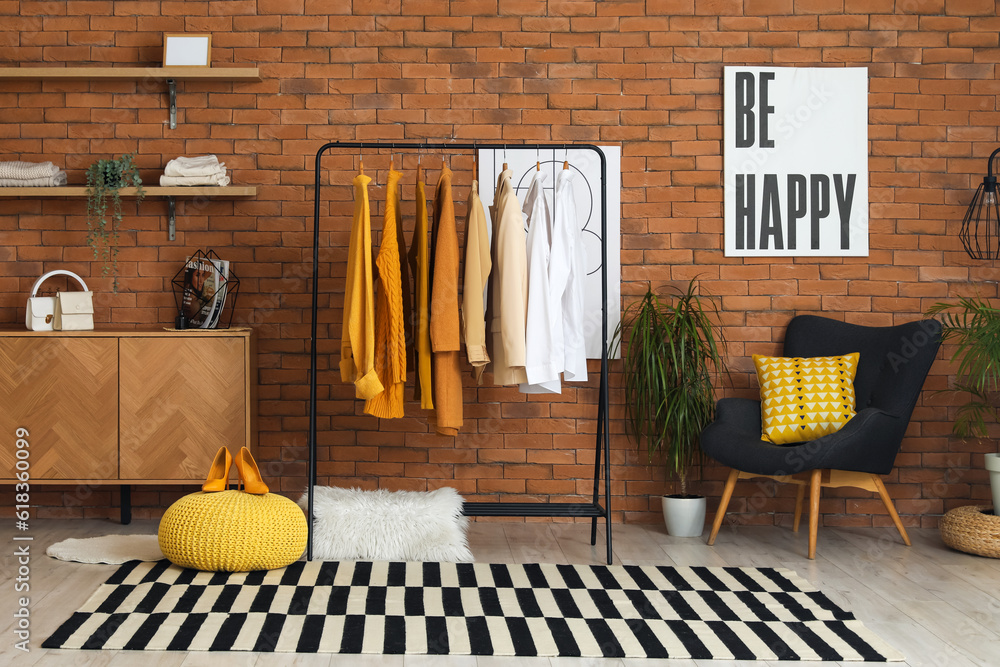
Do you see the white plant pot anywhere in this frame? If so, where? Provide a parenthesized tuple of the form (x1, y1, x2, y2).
(985, 453, 1000, 513)
(661, 495, 707, 537)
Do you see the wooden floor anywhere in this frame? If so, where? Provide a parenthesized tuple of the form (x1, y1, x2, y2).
(2, 517, 998, 666)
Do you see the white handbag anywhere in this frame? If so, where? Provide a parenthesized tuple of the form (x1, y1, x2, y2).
(26, 270, 94, 331)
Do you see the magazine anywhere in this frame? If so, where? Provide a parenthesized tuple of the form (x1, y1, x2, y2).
(180, 255, 228, 328)
(204, 257, 230, 328)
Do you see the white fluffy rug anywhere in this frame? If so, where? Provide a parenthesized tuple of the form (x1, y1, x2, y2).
(46, 535, 163, 564)
(300, 486, 472, 562)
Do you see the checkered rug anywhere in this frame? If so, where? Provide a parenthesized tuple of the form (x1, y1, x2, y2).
(43, 559, 903, 660)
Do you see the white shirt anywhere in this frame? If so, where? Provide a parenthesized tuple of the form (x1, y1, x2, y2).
(551, 168, 588, 382)
(519, 170, 561, 394)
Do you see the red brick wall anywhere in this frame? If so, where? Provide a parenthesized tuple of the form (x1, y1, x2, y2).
(2, 1, 997, 529)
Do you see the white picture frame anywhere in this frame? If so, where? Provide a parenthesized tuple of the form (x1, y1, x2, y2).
(163, 34, 212, 68)
(723, 66, 869, 257)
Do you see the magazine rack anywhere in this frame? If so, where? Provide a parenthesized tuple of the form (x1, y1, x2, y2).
(171, 248, 240, 329)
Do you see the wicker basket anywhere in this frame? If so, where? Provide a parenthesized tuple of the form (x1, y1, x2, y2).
(939, 505, 1000, 559)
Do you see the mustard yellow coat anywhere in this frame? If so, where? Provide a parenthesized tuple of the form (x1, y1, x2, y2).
(409, 167, 434, 410)
(340, 172, 383, 399)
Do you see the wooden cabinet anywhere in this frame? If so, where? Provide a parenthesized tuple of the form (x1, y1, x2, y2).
(0, 329, 256, 491)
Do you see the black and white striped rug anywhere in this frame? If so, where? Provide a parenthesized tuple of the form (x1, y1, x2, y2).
(43, 559, 903, 661)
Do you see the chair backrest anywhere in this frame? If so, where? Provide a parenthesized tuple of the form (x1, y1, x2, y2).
(783, 315, 941, 422)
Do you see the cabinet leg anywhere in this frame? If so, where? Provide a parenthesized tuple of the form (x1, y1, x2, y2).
(120, 485, 132, 525)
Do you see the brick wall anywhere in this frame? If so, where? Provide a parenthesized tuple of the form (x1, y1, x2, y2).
(1, 1, 997, 529)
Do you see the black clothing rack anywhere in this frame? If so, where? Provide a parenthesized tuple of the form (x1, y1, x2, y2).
(308, 141, 613, 564)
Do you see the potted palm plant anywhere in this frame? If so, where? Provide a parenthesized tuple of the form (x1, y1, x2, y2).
(85, 153, 144, 291)
(927, 296, 1000, 511)
(612, 278, 727, 536)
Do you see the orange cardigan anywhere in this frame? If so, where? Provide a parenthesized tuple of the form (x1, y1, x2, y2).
(429, 165, 463, 435)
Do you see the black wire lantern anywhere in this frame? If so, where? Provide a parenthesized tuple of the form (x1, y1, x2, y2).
(960, 147, 1000, 260)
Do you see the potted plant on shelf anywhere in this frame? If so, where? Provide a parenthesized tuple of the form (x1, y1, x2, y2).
(927, 296, 1000, 512)
(85, 153, 144, 291)
(611, 278, 727, 536)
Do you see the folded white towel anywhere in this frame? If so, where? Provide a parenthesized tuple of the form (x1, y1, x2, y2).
(0, 161, 62, 180)
(0, 172, 67, 187)
(164, 155, 227, 178)
(159, 173, 230, 187)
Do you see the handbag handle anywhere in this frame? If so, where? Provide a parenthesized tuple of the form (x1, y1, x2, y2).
(30, 270, 90, 298)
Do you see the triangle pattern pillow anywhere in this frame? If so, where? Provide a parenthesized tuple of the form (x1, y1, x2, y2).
(752, 353, 860, 445)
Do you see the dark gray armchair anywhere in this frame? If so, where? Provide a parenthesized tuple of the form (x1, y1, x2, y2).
(701, 315, 941, 558)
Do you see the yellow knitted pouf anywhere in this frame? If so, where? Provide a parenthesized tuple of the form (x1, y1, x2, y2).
(158, 490, 307, 572)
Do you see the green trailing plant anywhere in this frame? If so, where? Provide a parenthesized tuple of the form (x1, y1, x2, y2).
(611, 278, 727, 497)
(85, 153, 144, 291)
(926, 296, 1000, 439)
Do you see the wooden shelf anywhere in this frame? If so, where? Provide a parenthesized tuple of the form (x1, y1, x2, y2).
(0, 186, 256, 197)
(0, 66, 260, 129)
(0, 65, 261, 238)
(0, 66, 260, 81)
(0, 186, 257, 239)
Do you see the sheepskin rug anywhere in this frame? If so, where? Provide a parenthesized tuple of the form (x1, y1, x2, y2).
(46, 535, 163, 564)
(300, 486, 472, 562)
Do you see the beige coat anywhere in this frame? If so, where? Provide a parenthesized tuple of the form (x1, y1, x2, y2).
(489, 168, 528, 386)
(461, 179, 491, 384)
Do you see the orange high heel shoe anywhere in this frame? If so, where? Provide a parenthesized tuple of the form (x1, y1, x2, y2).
(234, 446, 269, 495)
(202, 447, 232, 492)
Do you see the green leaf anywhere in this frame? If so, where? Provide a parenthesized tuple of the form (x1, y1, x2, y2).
(85, 152, 144, 292)
(611, 277, 728, 491)
(926, 296, 1000, 439)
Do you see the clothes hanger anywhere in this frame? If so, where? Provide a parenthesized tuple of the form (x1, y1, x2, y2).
(417, 147, 423, 183)
(563, 143, 569, 170)
(536, 146, 540, 172)
(502, 144, 508, 171)
(389, 142, 394, 172)
(472, 143, 478, 181)
(359, 147, 365, 176)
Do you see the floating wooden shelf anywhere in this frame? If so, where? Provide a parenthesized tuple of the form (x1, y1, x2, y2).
(0, 66, 260, 81)
(0, 186, 257, 239)
(0, 66, 261, 129)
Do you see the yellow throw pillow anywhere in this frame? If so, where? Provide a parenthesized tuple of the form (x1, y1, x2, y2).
(753, 353, 860, 445)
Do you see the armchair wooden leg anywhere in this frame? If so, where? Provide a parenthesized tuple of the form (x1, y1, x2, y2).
(872, 475, 911, 547)
(708, 469, 739, 546)
(792, 484, 805, 533)
(808, 469, 822, 559)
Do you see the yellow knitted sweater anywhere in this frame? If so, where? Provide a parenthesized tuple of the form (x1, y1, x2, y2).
(366, 168, 408, 418)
